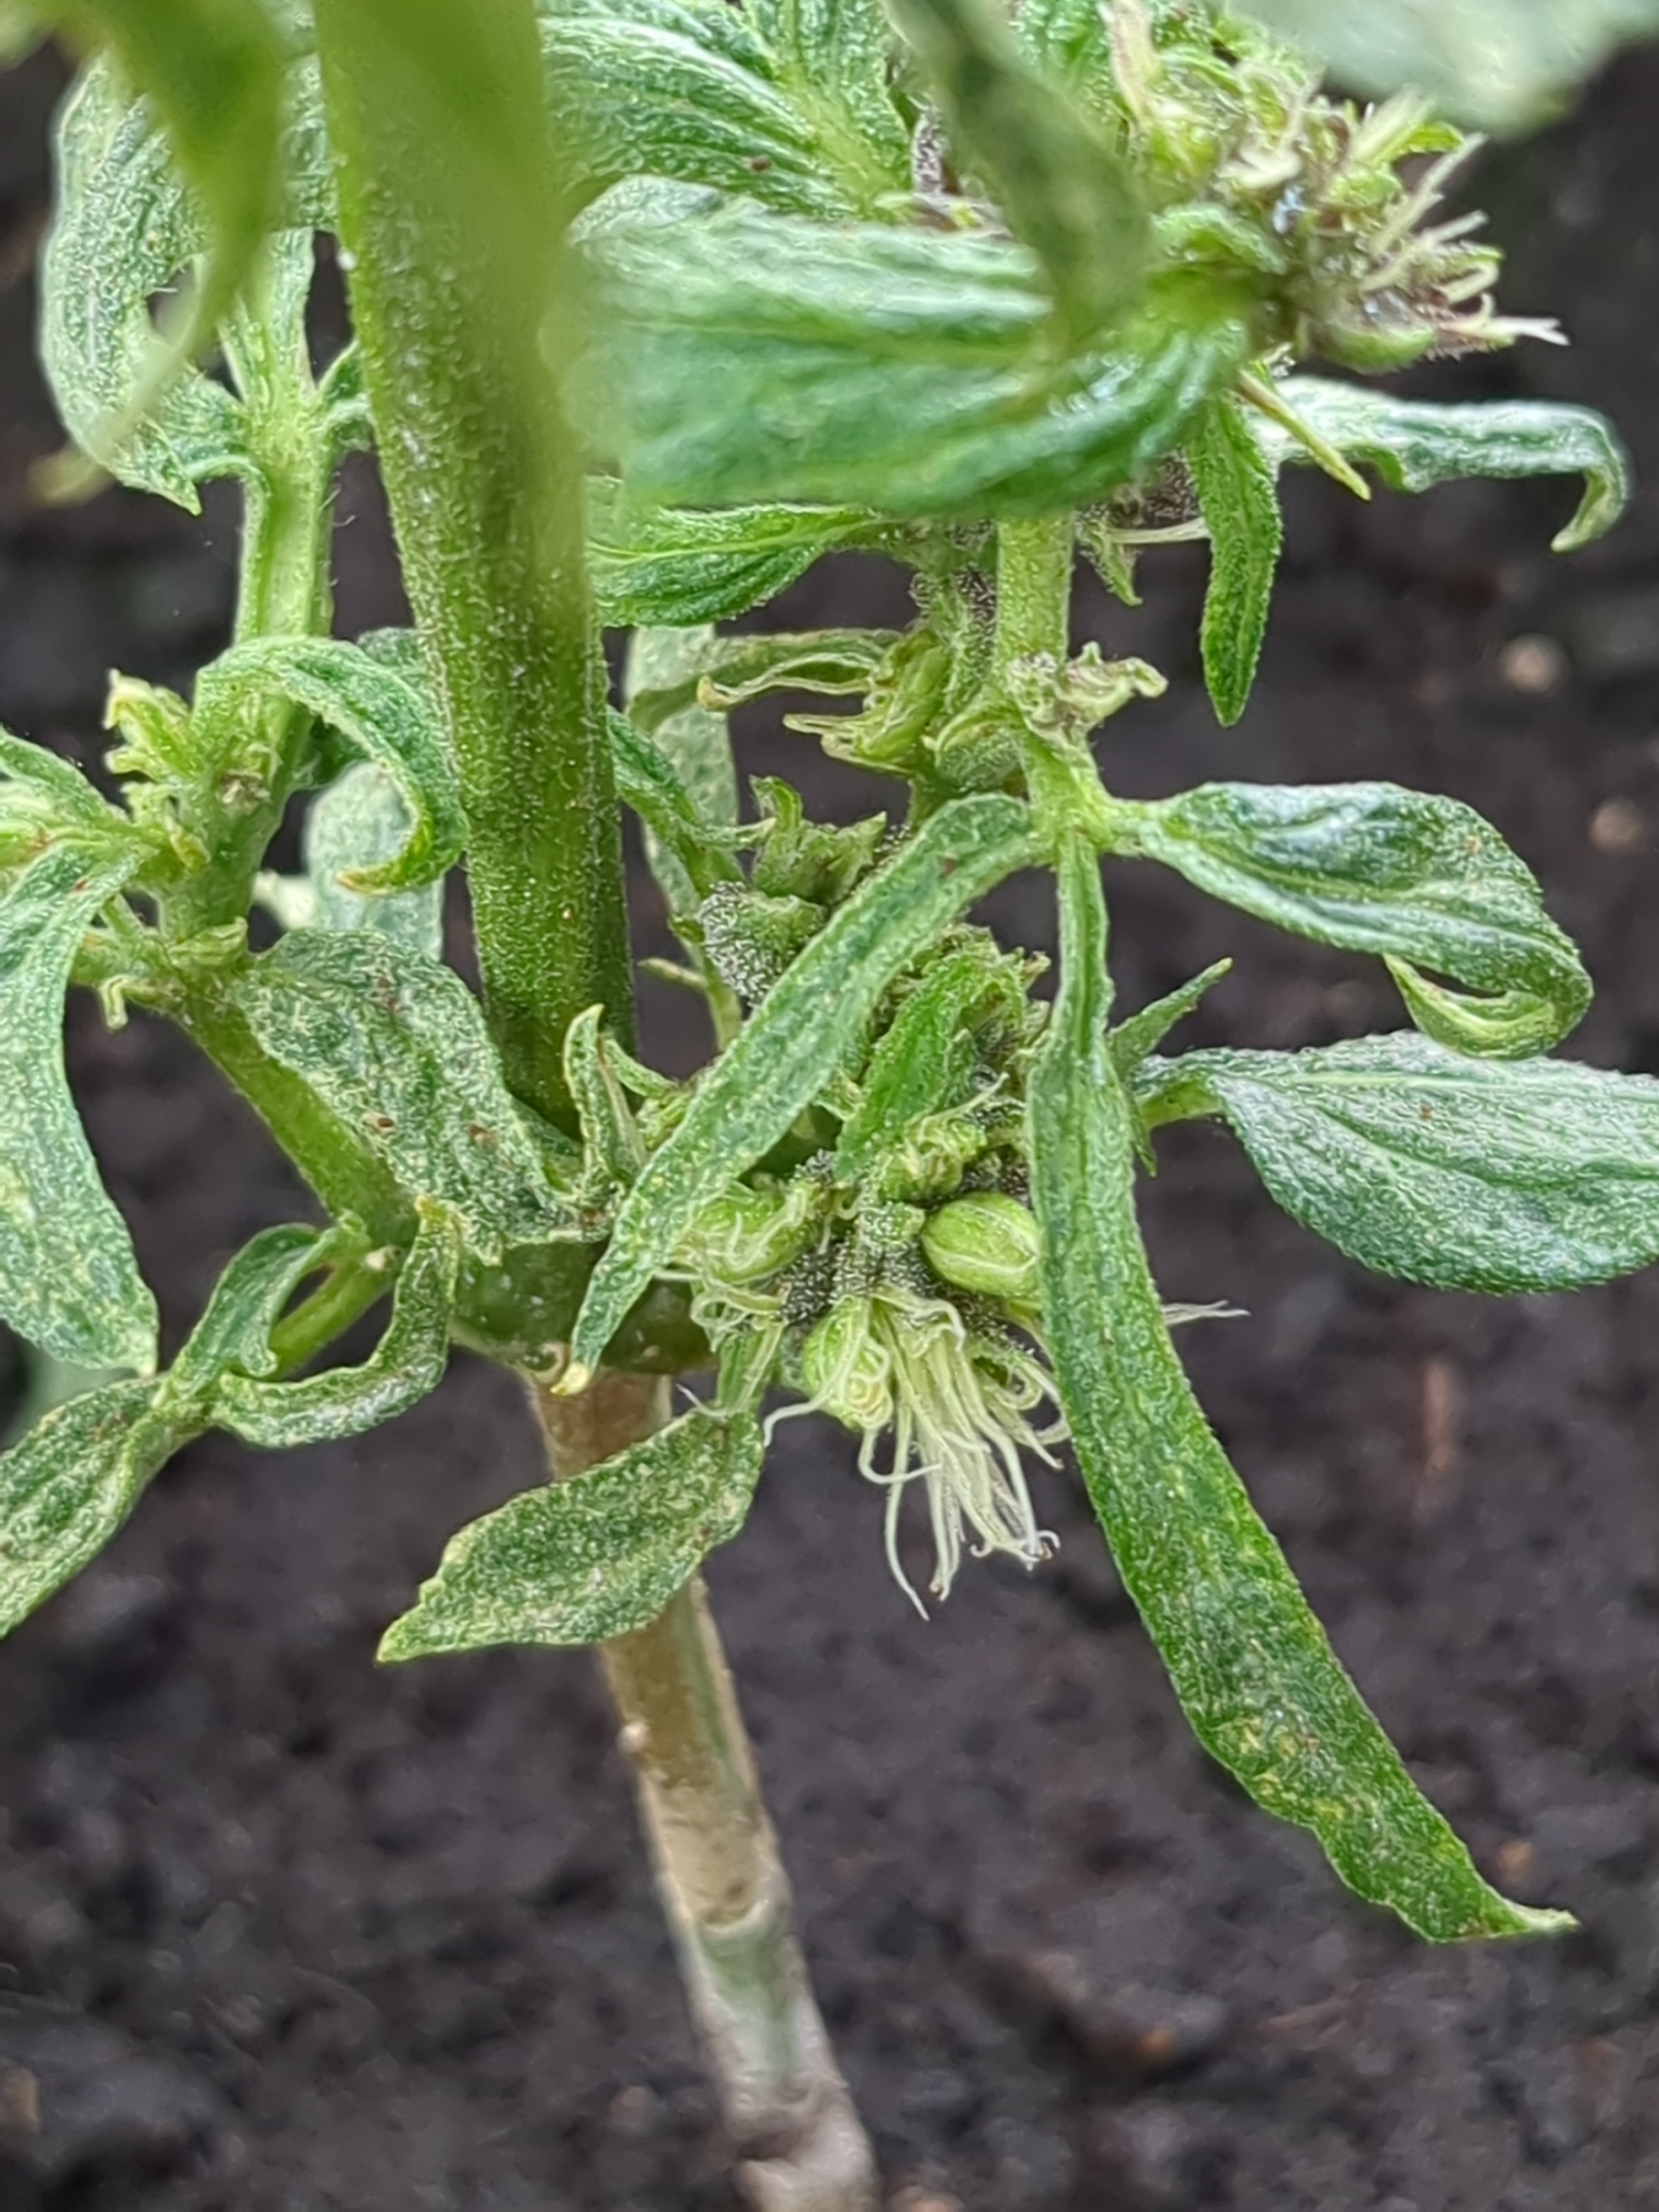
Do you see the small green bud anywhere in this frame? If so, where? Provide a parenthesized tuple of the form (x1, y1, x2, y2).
(682, 1180, 821, 1286)
(801, 1296, 892, 1431)
(921, 1192, 1040, 1305)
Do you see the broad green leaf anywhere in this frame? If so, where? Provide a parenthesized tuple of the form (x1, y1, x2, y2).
(1242, 0, 1659, 134)
(235, 930, 579, 1262)
(303, 763, 446, 956)
(746, 0, 911, 207)
(215, 1200, 458, 1446)
(0, 1378, 184, 1639)
(575, 202, 1250, 517)
(1119, 781, 1590, 1056)
(1271, 379, 1631, 554)
(884, 0, 1149, 347)
(0, 848, 155, 1373)
(625, 625, 738, 939)
(568, 794, 1037, 1375)
(196, 635, 463, 894)
(586, 479, 877, 627)
(1185, 393, 1283, 726)
(42, 53, 249, 505)
(0, 726, 140, 867)
(49, 0, 287, 424)
(379, 1406, 765, 1657)
(1028, 833, 1567, 1940)
(1138, 1031, 1659, 1294)
(538, 6, 842, 216)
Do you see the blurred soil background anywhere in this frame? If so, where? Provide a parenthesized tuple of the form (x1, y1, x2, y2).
(4, 36, 1659, 2212)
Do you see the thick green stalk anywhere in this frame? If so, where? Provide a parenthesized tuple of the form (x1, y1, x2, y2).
(995, 514, 1074, 672)
(313, 0, 631, 1132)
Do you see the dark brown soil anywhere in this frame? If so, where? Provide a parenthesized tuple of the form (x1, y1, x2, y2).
(4, 40, 1659, 2212)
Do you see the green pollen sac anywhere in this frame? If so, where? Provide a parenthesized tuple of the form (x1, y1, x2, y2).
(680, 1180, 821, 1286)
(800, 1295, 893, 1431)
(921, 1191, 1041, 1305)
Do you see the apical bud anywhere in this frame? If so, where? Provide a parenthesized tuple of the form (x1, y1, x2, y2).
(921, 1191, 1040, 1305)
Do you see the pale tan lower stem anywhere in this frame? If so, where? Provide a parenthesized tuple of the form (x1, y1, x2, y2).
(532, 1371, 878, 2212)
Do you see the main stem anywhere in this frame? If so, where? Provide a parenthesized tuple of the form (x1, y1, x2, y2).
(535, 1376, 877, 2210)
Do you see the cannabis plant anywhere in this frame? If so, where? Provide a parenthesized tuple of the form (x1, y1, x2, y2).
(1, 0, 1654, 2201)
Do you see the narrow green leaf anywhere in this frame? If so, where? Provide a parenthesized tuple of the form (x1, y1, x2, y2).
(587, 481, 878, 628)
(883, 0, 1148, 346)
(167, 1218, 364, 1401)
(834, 944, 1014, 1177)
(1138, 1032, 1659, 1294)
(379, 1406, 765, 1657)
(606, 708, 740, 906)
(1271, 379, 1632, 554)
(1121, 781, 1590, 1056)
(0, 1378, 184, 1639)
(304, 763, 445, 956)
(1029, 834, 1567, 1940)
(1107, 958, 1231, 1080)
(0, 848, 156, 1373)
(215, 1200, 458, 1447)
(1185, 393, 1283, 726)
(197, 635, 463, 894)
(624, 625, 738, 941)
(575, 203, 1249, 517)
(746, 0, 911, 207)
(568, 794, 1037, 1374)
(235, 930, 579, 1262)
(1242, 0, 1659, 133)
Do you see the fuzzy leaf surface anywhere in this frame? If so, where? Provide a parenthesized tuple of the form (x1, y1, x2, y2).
(746, 0, 910, 205)
(586, 480, 876, 627)
(1138, 1031, 1659, 1293)
(1271, 379, 1631, 552)
(0, 1379, 183, 1639)
(215, 1201, 458, 1447)
(606, 708, 739, 905)
(235, 931, 578, 1261)
(625, 626, 738, 934)
(0, 848, 155, 1373)
(1186, 393, 1283, 726)
(1124, 781, 1589, 1056)
(570, 794, 1037, 1372)
(379, 1406, 765, 1657)
(199, 634, 462, 893)
(167, 1220, 348, 1400)
(303, 764, 445, 955)
(575, 204, 1249, 516)
(1028, 834, 1568, 1940)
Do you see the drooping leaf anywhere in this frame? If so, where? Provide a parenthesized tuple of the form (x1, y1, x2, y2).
(606, 709, 741, 906)
(0, 848, 155, 1373)
(1138, 1031, 1659, 1294)
(883, 0, 1149, 347)
(1120, 781, 1590, 1056)
(745, 0, 911, 206)
(195, 634, 463, 894)
(1269, 379, 1632, 554)
(624, 625, 738, 941)
(567, 794, 1037, 1375)
(379, 1405, 765, 1657)
(46, 0, 288, 443)
(0, 1378, 183, 1640)
(215, 1199, 458, 1447)
(538, 4, 841, 216)
(1241, 0, 1659, 134)
(235, 930, 579, 1261)
(302, 763, 447, 955)
(166, 1218, 363, 1401)
(1028, 833, 1568, 1940)
(42, 53, 250, 505)
(586, 479, 878, 627)
(1184, 393, 1283, 726)
(574, 202, 1250, 517)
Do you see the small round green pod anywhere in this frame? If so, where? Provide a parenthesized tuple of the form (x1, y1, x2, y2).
(801, 1296, 892, 1431)
(681, 1179, 820, 1285)
(921, 1190, 1040, 1305)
